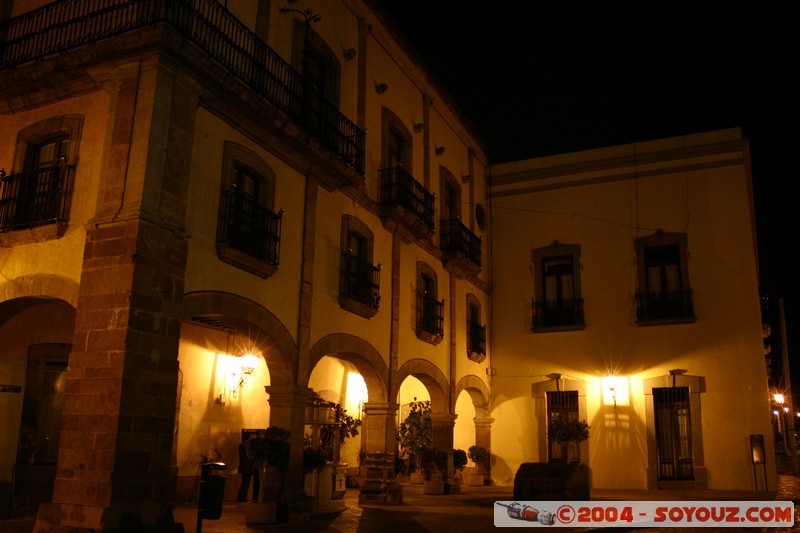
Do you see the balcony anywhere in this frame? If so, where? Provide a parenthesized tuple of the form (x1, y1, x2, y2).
(416, 292, 444, 344)
(0, 165, 72, 243)
(339, 251, 381, 318)
(440, 218, 481, 277)
(0, 0, 365, 174)
(636, 289, 695, 325)
(532, 298, 585, 332)
(216, 189, 282, 278)
(467, 320, 486, 362)
(378, 167, 435, 242)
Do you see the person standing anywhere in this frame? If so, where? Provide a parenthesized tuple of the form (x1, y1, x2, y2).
(236, 434, 259, 502)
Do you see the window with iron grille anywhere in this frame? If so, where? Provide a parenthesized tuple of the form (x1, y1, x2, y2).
(635, 231, 695, 324)
(0, 116, 82, 245)
(466, 294, 486, 361)
(653, 387, 693, 480)
(532, 242, 584, 331)
(216, 142, 282, 278)
(416, 262, 444, 344)
(547, 391, 580, 463)
(339, 215, 380, 318)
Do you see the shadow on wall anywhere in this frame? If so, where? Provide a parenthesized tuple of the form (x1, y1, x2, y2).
(589, 403, 648, 489)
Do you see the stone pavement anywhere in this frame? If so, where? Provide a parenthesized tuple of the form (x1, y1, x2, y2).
(4, 470, 800, 532)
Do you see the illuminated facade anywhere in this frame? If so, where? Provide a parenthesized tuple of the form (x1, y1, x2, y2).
(0, 0, 490, 529)
(0, 1, 771, 530)
(489, 129, 775, 491)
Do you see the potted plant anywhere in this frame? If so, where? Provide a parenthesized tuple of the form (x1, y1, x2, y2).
(466, 445, 489, 486)
(452, 449, 467, 476)
(396, 399, 432, 484)
(245, 426, 290, 525)
(421, 447, 447, 495)
(547, 417, 590, 462)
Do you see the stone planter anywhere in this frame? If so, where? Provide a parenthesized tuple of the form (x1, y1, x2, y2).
(513, 462, 590, 501)
(423, 475, 445, 495)
(466, 472, 485, 486)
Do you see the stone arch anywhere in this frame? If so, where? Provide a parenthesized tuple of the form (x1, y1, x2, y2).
(395, 358, 449, 414)
(0, 274, 79, 309)
(308, 333, 388, 403)
(182, 290, 297, 387)
(455, 374, 491, 419)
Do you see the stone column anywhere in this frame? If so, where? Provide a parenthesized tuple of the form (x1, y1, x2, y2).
(264, 385, 314, 500)
(34, 56, 196, 531)
(474, 416, 494, 479)
(358, 402, 402, 503)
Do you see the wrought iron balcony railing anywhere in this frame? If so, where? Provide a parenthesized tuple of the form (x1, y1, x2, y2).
(416, 292, 444, 337)
(635, 289, 694, 322)
(0, 165, 72, 232)
(532, 298, 585, 329)
(0, 0, 366, 173)
(467, 320, 486, 355)
(217, 189, 282, 264)
(340, 252, 381, 309)
(440, 218, 481, 267)
(378, 167, 435, 229)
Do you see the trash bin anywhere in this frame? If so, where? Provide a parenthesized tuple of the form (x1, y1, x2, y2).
(199, 462, 226, 520)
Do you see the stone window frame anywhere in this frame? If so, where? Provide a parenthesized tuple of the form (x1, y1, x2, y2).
(531, 241, 585, 332)
(0, 115, 83, 247)
(415, 261, 444, 344)
(380, 108, 413, 172)
(215, 141, 280, 278)
(291, 19, 341, 107)
(634, 230, 695, 325)
(466, 293, 486, 362)
(338, 214, 379, 318)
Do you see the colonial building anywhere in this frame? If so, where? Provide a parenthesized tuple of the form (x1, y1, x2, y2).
(0, 0, 772, 531)
(488, 128, 775, 491)
(0, 0, 490, 529)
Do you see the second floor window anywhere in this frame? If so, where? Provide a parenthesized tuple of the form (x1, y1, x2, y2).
(339, 216, 380, 317)
(216, 143, 282, 278)
(416, 263, 444, 344)
(635, 231, 694, 324)
(467, 296, 486, 361)
(532, 242, 584, 331)
(0, 115, 83, 244)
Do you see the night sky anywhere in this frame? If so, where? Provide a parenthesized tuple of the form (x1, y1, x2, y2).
(373, 1, 800, 390)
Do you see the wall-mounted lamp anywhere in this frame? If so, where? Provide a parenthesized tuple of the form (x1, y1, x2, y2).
(435, 146, 445, 156)
(214, 349, 260, 406)
(413, 123, 424, 133)
(344, 48, 357, 61)
(375, 83, 388, 94)
(602, 375, 628, 409)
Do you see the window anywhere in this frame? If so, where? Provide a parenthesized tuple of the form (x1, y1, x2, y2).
(339, 215, 380, 317)
(653, 387, 693, 480)
(291, 20, 340, 107)
(381, 108, 412, 172)
(466, 294, 486, 362)
(547, 391, 580, 463)
(416, 262, 444, 344)
(216, 142, 282, 278)
(0, 115, 81, 244)
(440, 167, 481, 271)
(532, 242, 584, 331)
(635, 231, 694, 324)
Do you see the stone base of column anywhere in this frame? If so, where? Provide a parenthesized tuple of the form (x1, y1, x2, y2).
(34, 501, 183, 532)
(358, 480, 403, 505)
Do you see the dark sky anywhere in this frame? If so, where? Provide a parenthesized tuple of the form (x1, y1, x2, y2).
(374, 1, 800, 387)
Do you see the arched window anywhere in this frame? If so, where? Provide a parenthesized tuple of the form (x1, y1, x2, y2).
(339, 215, 380, 317)
(0, 115, 82, 243)
(216, 142, 282, 278)
(416, 262, 444, 344)
(466, 294, 486, 361)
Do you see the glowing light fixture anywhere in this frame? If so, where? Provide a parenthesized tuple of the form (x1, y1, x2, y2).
(602, 375, 628, 408)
